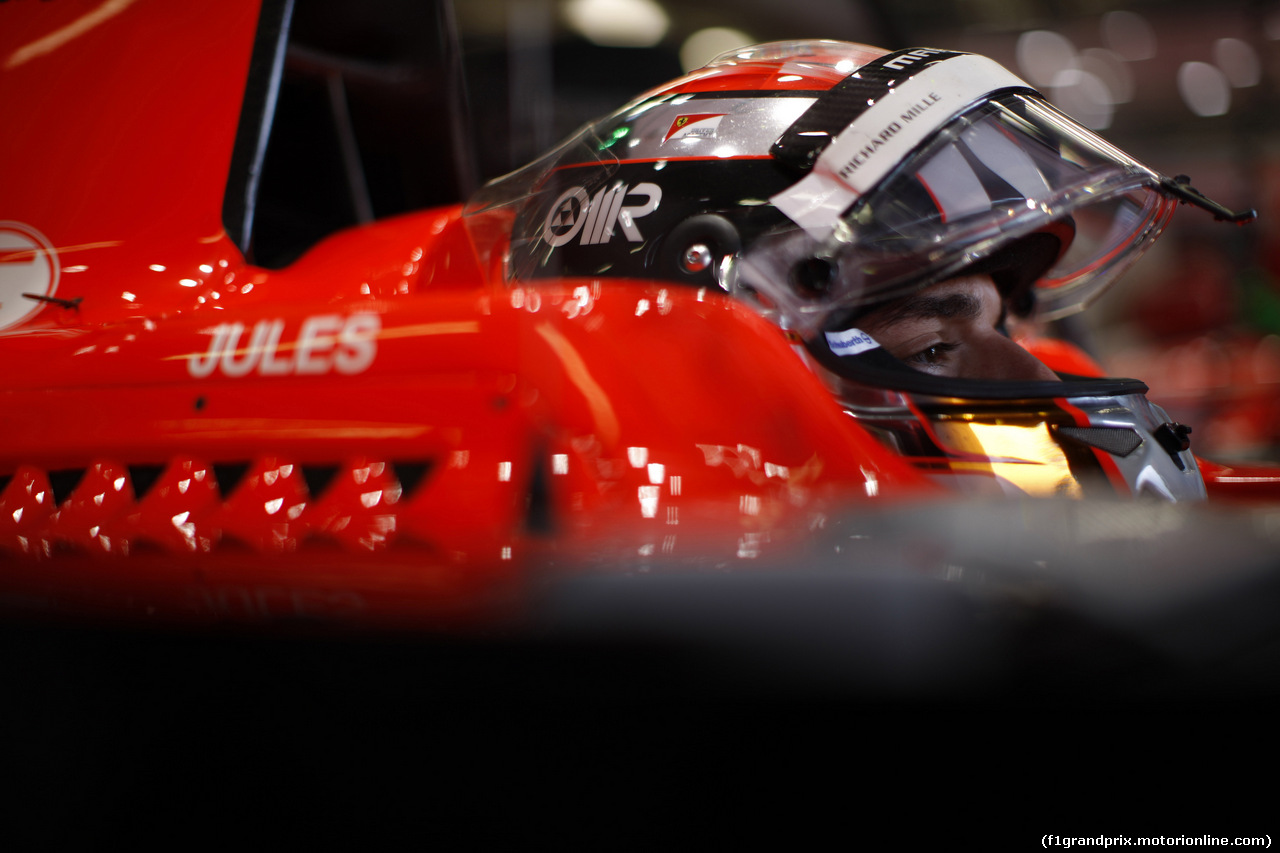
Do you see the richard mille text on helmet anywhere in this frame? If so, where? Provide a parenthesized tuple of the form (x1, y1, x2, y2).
(464, 40, 1256, 502)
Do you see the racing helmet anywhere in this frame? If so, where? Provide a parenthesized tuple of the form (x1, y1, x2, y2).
(464, 40, 1255, 501)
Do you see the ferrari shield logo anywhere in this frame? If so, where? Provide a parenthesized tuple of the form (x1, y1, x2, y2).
(663, 113, 726, 142)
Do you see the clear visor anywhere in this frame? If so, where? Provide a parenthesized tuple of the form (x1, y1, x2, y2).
(463, 128, 623, 280)
(738, 93, 1177, 335)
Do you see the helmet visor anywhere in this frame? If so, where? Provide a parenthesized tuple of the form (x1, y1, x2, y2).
(739, 92, 1177, 334)
(463, 127, 623, 281)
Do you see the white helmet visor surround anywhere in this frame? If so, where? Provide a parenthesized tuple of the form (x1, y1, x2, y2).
(740, 51, 1185, 335)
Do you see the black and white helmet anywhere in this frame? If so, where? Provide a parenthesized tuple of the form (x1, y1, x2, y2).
(465, 40, 1255, 501)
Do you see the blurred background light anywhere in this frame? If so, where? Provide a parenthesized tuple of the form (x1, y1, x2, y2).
(562, 0, 670, 47)
(1100, 9, 1157, 61)
(679, 26, 755, 71)
(1178, 60, 1231, 116)
(1050, 68, 1114, 130)
(1015, 29, 1077, 89)
(1078, 47, 1133, 103)
(1213, 37, 1261, 88)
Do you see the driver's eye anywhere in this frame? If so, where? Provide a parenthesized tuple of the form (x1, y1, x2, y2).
(906, 342, 959, 366)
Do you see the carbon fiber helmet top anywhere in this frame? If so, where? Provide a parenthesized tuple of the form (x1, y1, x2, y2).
(465, 40, 1255, 501)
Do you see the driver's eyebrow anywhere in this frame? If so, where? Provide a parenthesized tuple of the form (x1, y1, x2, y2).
(863, 291, 985, 328)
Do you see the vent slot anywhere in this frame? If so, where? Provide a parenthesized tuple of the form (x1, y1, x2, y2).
(129, 464, 165, 500)
(301, 465, 340, 498)
(48, 469, 86, 505)
(392, 461, 431, 498)
(212, 462, 252, 497)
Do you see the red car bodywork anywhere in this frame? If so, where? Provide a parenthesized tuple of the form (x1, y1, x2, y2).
(2, 0, 1277, 629)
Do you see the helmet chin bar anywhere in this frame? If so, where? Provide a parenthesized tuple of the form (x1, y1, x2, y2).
(813, 362, 1208, 502)
(801, 338, 1207, 502)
